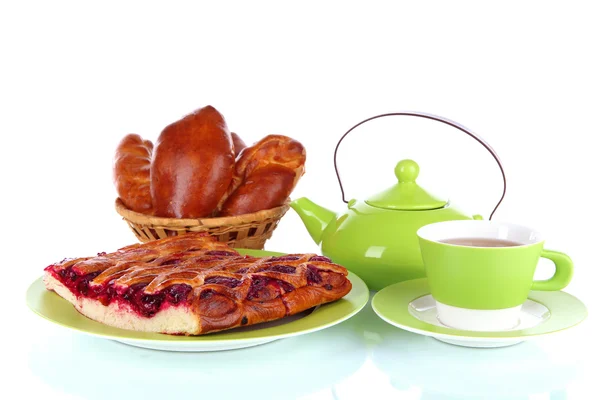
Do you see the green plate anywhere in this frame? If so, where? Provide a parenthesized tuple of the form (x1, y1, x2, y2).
(26, 249, 369, 352)
(372, 278, 588, 348)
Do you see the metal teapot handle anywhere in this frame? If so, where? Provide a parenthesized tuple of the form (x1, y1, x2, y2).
(333, 111, 506, 220)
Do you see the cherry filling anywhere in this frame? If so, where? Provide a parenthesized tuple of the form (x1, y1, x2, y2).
(306, 265, 323, 284)
(204, 276, 241, 288)
(94, 281, 117, 306)
(52, 267, 193, 317)
(263, 265, 296, 274)
(309, 255, 331, 262)
(138, 292, 165, 316)
(165, 284, 192, 304)
(121, 283, 150, 301)
(58, 267, 78, 282)
(56, 267, 100, 296)
(118, 283, 165, 317)
(205, 250, 238, 257)
(76, 271, 101, 296)
(160, 259, 182, 266)
(270, 255, 300, 262)
(246, 276, 295, 300)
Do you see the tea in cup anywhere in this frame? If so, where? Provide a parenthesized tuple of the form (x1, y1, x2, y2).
(417, 220, 573, 331)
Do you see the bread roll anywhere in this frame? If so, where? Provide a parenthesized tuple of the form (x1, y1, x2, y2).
(219, 135, 306, 216)
(151, 106, 235, 218)
(231, 132, 247, 156)
(113, 134, 153, 213)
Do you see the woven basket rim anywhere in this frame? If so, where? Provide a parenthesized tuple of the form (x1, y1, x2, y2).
(115, 198, 291, 228)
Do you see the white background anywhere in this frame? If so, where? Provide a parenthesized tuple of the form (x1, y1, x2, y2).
(2, 1, 599, 399)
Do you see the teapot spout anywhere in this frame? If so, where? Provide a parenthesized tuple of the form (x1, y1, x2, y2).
(290, 197, 336, 245)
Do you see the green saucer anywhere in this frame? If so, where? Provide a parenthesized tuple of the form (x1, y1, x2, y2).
(371, 278, 588, 348)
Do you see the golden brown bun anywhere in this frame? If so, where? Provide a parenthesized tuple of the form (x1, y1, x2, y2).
(113, 134, 154, 213)
(150, 106, 235, 218)
(231, 132, 247, 157)
(219, 134, 306, 216)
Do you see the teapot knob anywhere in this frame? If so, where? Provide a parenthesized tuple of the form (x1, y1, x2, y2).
(395, 159, 420, 183)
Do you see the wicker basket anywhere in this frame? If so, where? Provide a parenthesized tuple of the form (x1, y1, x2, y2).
(115, 198, 290, 249)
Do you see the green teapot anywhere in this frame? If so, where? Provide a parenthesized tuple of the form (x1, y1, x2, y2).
(291, 112, 506, 291)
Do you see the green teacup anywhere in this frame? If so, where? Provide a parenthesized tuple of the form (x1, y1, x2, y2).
(417, 220, 574, 331)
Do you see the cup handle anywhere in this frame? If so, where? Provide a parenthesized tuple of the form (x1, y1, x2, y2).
(531, 249, 574, 291)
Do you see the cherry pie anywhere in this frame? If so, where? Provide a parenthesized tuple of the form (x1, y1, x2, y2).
(43, 233, 352, 335)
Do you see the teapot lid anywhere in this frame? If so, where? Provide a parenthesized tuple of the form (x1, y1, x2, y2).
(365, 159, 448, 210)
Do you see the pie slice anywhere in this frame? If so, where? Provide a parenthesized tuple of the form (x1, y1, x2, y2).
(43, 233, 352, 335)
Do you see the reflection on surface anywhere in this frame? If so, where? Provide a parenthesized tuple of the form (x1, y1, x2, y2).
(362, 301, 579, 400)
(408, 295, 550, 331)
(28, 314, 368, 400)
(28, 298, 584, 400)
(365, 246, 386, 259)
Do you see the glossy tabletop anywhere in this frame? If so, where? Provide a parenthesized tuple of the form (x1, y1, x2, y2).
(15, 290, 597, 400)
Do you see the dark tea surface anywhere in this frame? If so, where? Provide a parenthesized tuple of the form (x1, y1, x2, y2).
(439, 238, 522, 247)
